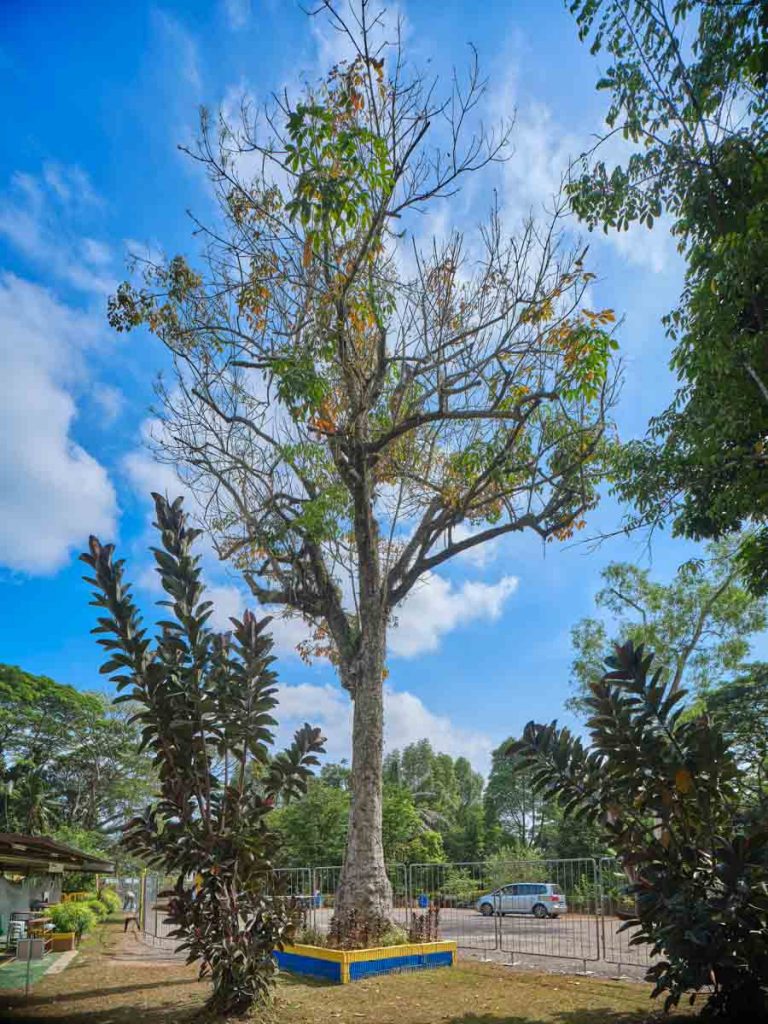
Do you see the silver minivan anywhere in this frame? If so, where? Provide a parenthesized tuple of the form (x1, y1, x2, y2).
(476, 882, 567, 919)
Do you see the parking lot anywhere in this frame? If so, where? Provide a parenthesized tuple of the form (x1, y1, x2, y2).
(143, 902, 651, 979)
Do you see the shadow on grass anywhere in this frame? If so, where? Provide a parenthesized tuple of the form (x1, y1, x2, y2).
(449, 1011, 687, 1024)
(16, 977, 200, 1008)
(0, 1002, 204, 1024)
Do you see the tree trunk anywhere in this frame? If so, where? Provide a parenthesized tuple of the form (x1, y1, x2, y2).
(331, 627, 393, 939)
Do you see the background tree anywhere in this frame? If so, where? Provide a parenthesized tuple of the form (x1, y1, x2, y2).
(568, 539, 766, 711)
(484, 738, 604, 859)
(514, 641, 768, 1020)
(109, 3, 618, 934)
(567, 0, 768, 589)
(272, 776, 349, 866)
(83, 493, 325, 1015)
(274, 748, 465, 867)
(686, 662, 768, 811)
(484, 741, 553, 848)
(0, 664, 155, 843)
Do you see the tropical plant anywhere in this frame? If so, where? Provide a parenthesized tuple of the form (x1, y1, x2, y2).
(98, 887, 122, 913)
(81, 493, 325, 1015)
(0, 663, 155, 840)
(49, 902, 97, 938)
(86, 899, 109, 922)
(108, 2, 618, 936)
(484, 842, 547, 890)
(512, 641, 768, 1020)
(441, 868, 482, 905)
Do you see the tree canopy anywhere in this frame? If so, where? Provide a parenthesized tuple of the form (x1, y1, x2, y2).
(0, 663, 155, 842)
(568, 538, 767, 710)
(567, 0, 768, 588)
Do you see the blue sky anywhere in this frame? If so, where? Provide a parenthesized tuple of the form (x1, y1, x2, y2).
(0, 0, 722, 773)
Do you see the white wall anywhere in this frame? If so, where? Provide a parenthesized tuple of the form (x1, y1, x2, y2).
(0, 874, 63, 933)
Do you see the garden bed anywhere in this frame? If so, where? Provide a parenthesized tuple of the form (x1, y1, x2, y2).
(274, 939, 456, 984)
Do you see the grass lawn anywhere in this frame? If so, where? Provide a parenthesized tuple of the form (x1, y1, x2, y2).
(0, 923, 696, 1024)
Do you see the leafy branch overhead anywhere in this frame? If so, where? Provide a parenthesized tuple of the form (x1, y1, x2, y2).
(567, 0, 768, 590)
(81, 493, 325, 1015)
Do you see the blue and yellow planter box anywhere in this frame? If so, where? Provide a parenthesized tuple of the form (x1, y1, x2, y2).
(274, 940, 457, 984)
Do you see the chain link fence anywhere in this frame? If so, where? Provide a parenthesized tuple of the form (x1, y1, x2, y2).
(136, 857, 654, 972)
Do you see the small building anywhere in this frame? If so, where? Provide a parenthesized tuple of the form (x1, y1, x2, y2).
(0, 833, 113, 931)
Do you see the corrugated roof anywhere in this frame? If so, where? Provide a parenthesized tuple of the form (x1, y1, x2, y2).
(0, 833, 114, 873)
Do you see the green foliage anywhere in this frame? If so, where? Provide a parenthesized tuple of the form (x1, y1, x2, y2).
(0, 662, 156, 845)
(484, 843, 547, 890)
(295, 922, 407, 950)
(383, 741, 486, 861)
(98, 888, 122, 913)
(513, 640, 768, 1019)
(568, 0, 768, 588)
(568, 539, 766, 711)
(86, 899, 109, 922)
(49, 903, 97, 938)
(441, 868, 483, 905)
(382, 784, 444, 865)
(81, 493, 325, 1016)
(686, 662, 768, 809)
(271, 778, 349, 867)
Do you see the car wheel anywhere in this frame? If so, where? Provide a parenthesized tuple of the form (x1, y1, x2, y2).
(532, 903, 548, 919)
(479, 902, 494, 917)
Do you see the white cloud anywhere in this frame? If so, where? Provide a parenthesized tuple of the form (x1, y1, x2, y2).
(439, 522, 501, 569)
(153, 11, 201, 92)
(488, 65, 675, 275)
(91, 384, 125, 425)
(389, 572, 518, 657)
(0, 275, 117, 573)
(0, 166, 115, 295)
(222, 0, 250, 30)
(275, 681, 493, 773)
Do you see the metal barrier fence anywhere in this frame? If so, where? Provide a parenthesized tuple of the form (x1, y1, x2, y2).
(598, 857, 651, 969)
(137, 857, 653, 971)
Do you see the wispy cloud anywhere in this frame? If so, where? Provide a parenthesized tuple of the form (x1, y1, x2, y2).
(0, 164, 115, 294)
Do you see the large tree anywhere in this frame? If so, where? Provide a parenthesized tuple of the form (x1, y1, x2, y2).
(109, 2, 617, 933)
(567, 0, 768, 588)
(568, 538, 766, 710)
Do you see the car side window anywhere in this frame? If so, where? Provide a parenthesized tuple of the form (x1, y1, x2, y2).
(535, 884, 547, 895)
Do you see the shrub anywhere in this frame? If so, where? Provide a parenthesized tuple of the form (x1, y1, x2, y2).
(513, 640, 768, 1021)
(49, 903, 97, 937)
(86, 899, 109, 921)
(296, 925, 327, 948)
(377, 926, 408, 947)
(98, 888, 121, 913)
(82, 493, 325, 1016)
(441, 868, 482, 906)
(295, 923, 408, 949)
